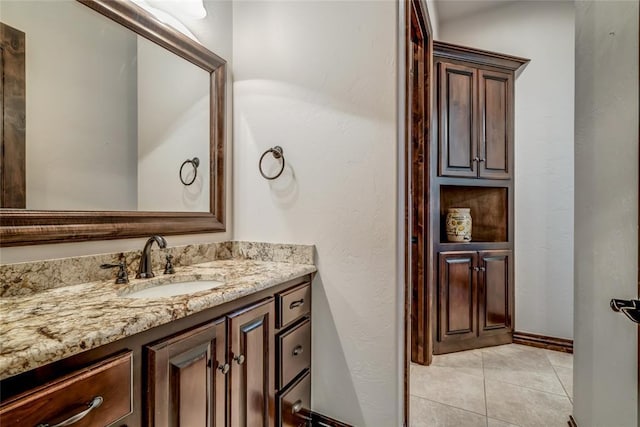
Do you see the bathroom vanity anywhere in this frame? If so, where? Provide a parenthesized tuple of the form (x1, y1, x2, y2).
(0, 242, 315, 427)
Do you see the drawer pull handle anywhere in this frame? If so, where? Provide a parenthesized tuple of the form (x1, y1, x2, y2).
(289, 299, 305, 309)
(234, 354, 245, 365)
(292, 345, 304, 356)
(291, 400, 303, 414)
(218, 362, 230, 375)
(37, 396, 103, 427)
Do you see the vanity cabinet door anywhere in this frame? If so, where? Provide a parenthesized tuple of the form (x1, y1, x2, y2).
(228, 298, 275, 427)
(146, 317, 227, 427)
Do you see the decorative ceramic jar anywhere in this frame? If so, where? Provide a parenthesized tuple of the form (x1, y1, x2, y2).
(446, 208, 472, 242)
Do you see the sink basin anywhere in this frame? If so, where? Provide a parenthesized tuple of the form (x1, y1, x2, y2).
(122, 280, 225, 299)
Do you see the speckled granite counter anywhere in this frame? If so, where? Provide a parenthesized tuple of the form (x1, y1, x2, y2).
(0, 242, 316, 380)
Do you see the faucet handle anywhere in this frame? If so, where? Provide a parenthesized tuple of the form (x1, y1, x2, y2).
(100, 255, 129, 284)
(164, 254, 175, 275)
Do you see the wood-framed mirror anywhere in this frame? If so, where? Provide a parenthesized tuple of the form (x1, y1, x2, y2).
(0, 0, 226, 246)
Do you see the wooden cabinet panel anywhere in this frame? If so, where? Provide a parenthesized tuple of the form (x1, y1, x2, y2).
(0, 352, 132, 427)
(229, 298, 275, 427)
(478, 250, 513, 336)
(146, 318, 227, 427)
(172, 346, 208, 426)
(438, 62, 478, 178)
(438, 252, 478, 344)
(479, 70, 512, 179)
(277, 317, 311, 390)
(435, 250, 513, 354)
(277, 372, 311, 427)
(277, 283, 311, 329)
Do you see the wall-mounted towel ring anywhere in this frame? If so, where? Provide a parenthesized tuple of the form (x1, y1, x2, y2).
(180, 157, 200, 186)
(259, 146, 285, 180)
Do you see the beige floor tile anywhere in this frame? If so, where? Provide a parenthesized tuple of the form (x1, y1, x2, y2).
(553, 365, 573, 399)
(485, 379, 573, 427)
(410, 396, 487, 427)
(484, 343, 548, 355)
(483, 344, 565, 395)
(488, 418, 520, 427)
(545, 350, 573, 369)
(431, 349, 484, 378)
(483, 344, 555, 371)
(411, 364, 486, 415)
(482, 366, 566, 395)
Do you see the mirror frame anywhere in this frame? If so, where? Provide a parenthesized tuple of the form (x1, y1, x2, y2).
(0, 0, 226, 246)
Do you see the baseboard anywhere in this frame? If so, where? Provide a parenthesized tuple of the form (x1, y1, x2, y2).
(568, 415, 578, 426)
(513, 331, 573, 353)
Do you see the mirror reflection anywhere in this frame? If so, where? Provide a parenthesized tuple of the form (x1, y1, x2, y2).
(0, 0, 210, 212)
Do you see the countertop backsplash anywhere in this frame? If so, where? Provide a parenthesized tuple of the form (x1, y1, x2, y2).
(0, 241, 315, 297)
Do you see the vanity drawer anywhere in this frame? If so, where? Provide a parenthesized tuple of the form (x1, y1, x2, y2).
(277, 283, 311, 328)
(277, 371, 311, 427)
(278, 317, 311, 389)
(0, 351, 132, 427)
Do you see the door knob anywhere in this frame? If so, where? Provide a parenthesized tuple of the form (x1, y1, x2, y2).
(610, 298, 640, 324)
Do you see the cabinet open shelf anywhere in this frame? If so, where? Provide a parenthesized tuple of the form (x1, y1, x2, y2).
(440, 185, 509, 243)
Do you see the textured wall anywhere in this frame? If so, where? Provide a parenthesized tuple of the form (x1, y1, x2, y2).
(573, 1, 639, 425)
(439, 1, 576, 339)
(232, 2, 399, 425)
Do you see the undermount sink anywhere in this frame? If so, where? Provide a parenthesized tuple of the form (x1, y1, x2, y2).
(122, 280, 225, 299)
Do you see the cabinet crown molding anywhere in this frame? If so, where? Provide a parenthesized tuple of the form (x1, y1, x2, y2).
(434, 41, 530, 75)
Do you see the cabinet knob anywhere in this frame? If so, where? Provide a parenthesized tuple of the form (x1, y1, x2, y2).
(479, 158, 486, 162)
(234, 354, 245, 365)
(292, 345, 304, 356)
(292, 400, 303, 414)
(472, 157, 480, 162)
(479, 266, 486, 271)
(218, 362, 230, 375)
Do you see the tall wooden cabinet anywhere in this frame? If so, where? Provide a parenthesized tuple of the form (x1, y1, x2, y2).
(431, 41, 528, 354)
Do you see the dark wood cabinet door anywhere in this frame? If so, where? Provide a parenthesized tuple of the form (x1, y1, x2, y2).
(436, 252, 478, 349)
(229, 298, 275, 427)
(146, 317, 227, 427)
(478, 250, 513, 336)
(478, 69, 512, 179)
(438, 61, 478, 178)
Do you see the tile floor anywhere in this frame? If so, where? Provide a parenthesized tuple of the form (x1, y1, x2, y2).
(410, 344, 573, 427)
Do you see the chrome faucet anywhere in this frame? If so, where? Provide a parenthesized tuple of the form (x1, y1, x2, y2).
(136, 235, 167, 279)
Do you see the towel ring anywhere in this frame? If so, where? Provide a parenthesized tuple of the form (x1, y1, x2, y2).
(180, 157, 200, 186)
(259, 146, 285, 180)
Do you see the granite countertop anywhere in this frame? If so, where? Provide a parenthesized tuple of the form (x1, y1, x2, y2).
(0, 242, 316, 380)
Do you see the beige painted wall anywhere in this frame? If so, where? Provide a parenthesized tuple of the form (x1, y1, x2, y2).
(232, 2, 399, 425)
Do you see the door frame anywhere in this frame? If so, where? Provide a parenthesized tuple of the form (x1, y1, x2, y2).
(404, 0, 433, 424)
